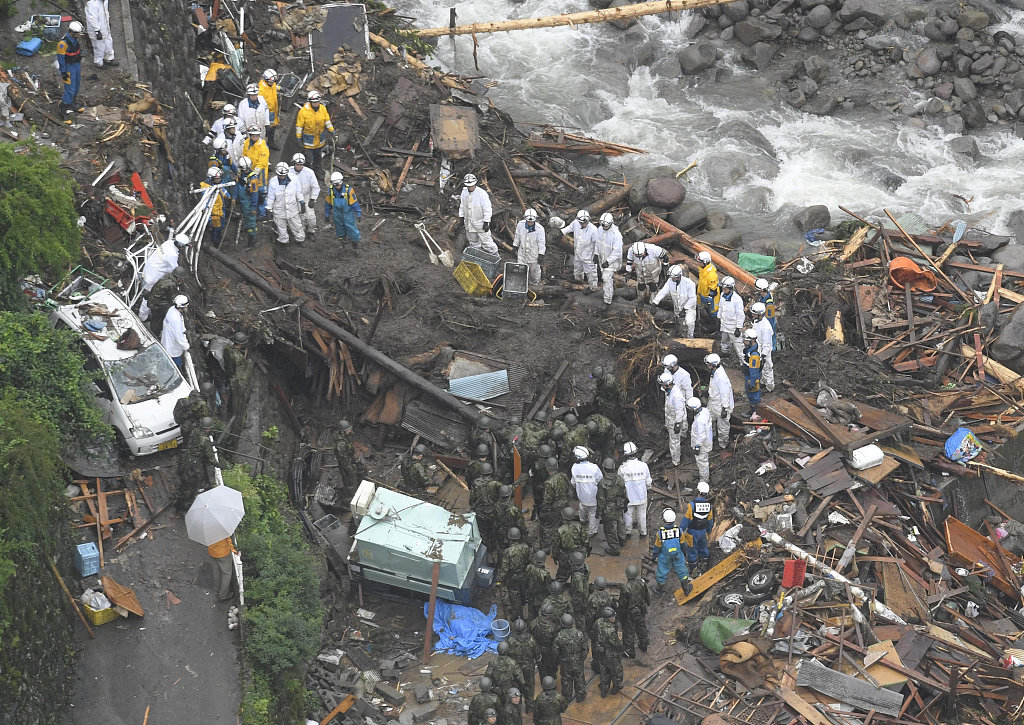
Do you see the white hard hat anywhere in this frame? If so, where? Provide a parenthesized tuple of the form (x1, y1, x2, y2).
(576, 209, 591, 222)
(247, 126, 261, 135)
(237, 156, 252, 171)
(685, 396, 702, 411)
(600, 212, 613, 227)
(212, 137, 227, 151)
(173, 294, 189, 308)
(68, 20, 84, 34)
(662, 354, 678, 368)
(206, 166, 222, 180)
(263, 68, 277, 81)
(292, 153, 306, 165)
(755, 278, 770, 291)
(668, 264, 683, 279)
(223, 118, 237, 130)
(573, 446, 589, 461)
(222, 103, 236, 116)
(463, 173, 477, 186)
(704, 353, 721, 367)
(330, 171, 344, 184)
(697, 251, 712, 265)
(631, 242, 648, 258)
(275, 161, 289, 175)
(246, 83, 259, 95)
(721, 276, 736, 288)
(743, 327, 758, 341)
(174, 233, 190, 247)
(663, 509, 676, 524)
(524, 208, 538, 221)
(658, 371, 674, 387)
(697, 481, 710, 495)
(623, 441, 638, 456)
(751, 302, 766, 316)
(308, 90, 321, 102)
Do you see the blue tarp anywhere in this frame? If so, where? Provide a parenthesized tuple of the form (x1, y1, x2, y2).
(945, 427, 982, 463)
(424, 599, 498, 659)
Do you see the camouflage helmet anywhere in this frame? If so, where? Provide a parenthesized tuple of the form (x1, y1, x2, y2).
(542, 676, 557, 690)
(602, 607, 616, 619)
(514, 618, 528, 633)
(561, 506, 577, 521)
(625, 564, 639, 580)
(508, 527, 521, 541)
(200, 416, 215, 429)
(338, 420, 353, 432)
(560, 613, 574, 628)
(483, 708, 497, 719)
(533, 550, 547, 565)
(508, 687, 521, 700)
(499, 484, 513, 499)
(550, 580, 563, 595)
(413, 443, 428, 455)
(541, 603, 555, 617)
(479, 462, 493, 476)
(478, 415, 492, 431)
(231, 331, 248, 345)
(586, 420, 598, 434)
(544, 457, 559, 470)
(592, 365, 604, 378)
(564, 413, 578, 427)
(538, 444, 553, 458)
(570, 551, 586, 566)
(534, 410, 548, 422)
(594, 576, 607, 590)
(475, 443, 490, 458)
(200, 380, 216, 395)
(479, 676, 492, 692)
(497, 641, 509, 655)
(549, 427, 564, 442)
(602, 457, 616, 471)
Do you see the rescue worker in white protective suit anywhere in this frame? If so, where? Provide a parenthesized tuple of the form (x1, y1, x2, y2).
(594, 213, 623, 305)
(705, 353, 735, 449)
(626, 241, 669, 305)
(652, 265, 697, 337)
(139, 233, 189, 321)
(619, 442, 652, 538)
(570, 446, 603, 536)
(563, 210, 601, 292)
(459, 174, 498, 254)
(215, 118, 245, 166)
(266, 162, 305, 245)
(161, 295, 190, 370)
(289, 153, 321, 235)
(238, 83, 270, 137)
(84, 0, 117, 67)
(204, 104, 236, 146)
(658, 371, 688, 472)
(662, 354, 693, 402)
(717, 276, 745, 363)
(750, 302, 775, 392)
(687, 397, 713, 484)
(513, 208, 546, 285)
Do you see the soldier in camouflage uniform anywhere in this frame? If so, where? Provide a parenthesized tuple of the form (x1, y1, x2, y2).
(538, 458, 570, 553)
(520, 412, 550, 515)
(559, 420, 591, 469)
(593, 607, 623, 696)
(596, 457, 628, 556)
(541, 579, 574, 622)
(486, 641, 525, 709)
(523, 549, 553, 619)
(530, 443, 554, 521)
(584, 413, 618, 460)
(469, 465, 502, 554)
(173, 390, 210, 443)
(548, 423, 567, 464)
(401, 444, 432, 489)
(552, 613, 589, 703)
(553, 507, 590, 581)
(493, 485, 527, 552)
(497, 528, 531, 619)
(586, 576, 618, 673)
(465, 443, 491, 484)
(567, 551, 591, 620)
(530, 603, 560, 680)
(175, 416, 219, 511)
(506, 619, 540, 711)
(592, 365, 626, 427)
(500, 687, 523, 725)
(223, 332, 253, 439)
(332, 420, 363, 495)
(480, 708, 497, 725)
(533, 676, 568, 725)
(148, 266, 188, 338)
(617, 564, 651, 658)
(469, 677, 500, 725)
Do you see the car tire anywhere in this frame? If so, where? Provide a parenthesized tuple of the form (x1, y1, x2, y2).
(717, 592, 745, 611)
(743, 589, 771, 605)
(746, 567, 775, 595)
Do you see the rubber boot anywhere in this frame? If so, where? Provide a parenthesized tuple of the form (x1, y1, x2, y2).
(681, 578, 693, 596)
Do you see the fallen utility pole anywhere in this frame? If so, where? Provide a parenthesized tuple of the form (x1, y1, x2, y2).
(204, 247, 482, 424)
(638, 210, 757, 290)
(411, 0, 730, 38)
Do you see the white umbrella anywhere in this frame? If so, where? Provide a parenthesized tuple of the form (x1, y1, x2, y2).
(185, 486, 245, 546)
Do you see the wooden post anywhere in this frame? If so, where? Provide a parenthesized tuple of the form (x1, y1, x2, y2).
(50, 560, 95, 639)
(423, 560, 441, 664)
(638, 211, 756, 290)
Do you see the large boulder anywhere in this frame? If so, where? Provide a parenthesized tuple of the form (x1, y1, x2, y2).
(697, 228, 743, 249)
(958, 9, 990, 30)
(740, 41, 777, 71)
(722, 1, 750, 21)
(837, 0, 886, 26)
(734, 18, 783, 45)
(791, 204, 831, 232)
(669, 201, 710, 232)
(645, 177, 688, 208)
(953, 76, 977, 100)
(864, 34, 898, 51)
(803, 94, 839, 115)
(993, 244, 1024, 272)
(678, 42, 719, 75)
(803, 55, 829, 82)
(960, 99, 988, 129)
(948, 135, 981, 160)
(806, 5, 833, 29)
(991, 305, 1024, 364)
(715, 119, 777, 158)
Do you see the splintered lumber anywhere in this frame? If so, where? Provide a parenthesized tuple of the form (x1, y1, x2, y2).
(959, 345, 1024, 390)
(50, 560, 95, 639)
(839, 226, 870, 262)
(102, 575, 144, 617)
(411, 0, 733, 37)
(674, 538, 761, 605)
(320, 694, 357, 725)
(368, 33, 468, 91)
(639, 210, 756, 290)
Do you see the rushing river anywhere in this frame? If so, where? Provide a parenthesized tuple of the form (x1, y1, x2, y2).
(392, 0, 1024, 246)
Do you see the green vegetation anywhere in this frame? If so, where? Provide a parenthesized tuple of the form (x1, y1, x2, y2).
(224, 466, 323, 725)
(0, 311, 111, 447)
(0, 143, 79, 306)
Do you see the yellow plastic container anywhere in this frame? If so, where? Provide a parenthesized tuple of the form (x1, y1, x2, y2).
(83, 604, 119, 626)
(453, 261, 491, 296)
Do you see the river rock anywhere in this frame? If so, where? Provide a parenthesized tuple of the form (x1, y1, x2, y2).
(806, 5, 833, 28)
(994, 244, 1024, 271)
(958, 9, 990, 30)
(716, 119, 777, 158)
(723, 1, 750, 21)
(916, 47, 942, 76)
(741, 41, 777, 71)
(972, 54, 995, 74)
(608, 0, 638, 29)
(961, 99, 988, 128)
(991, 305, 1024, 364)
(734, 18, 783, 45)
(948, 135, 981, 159)
(791, 204, 831, 232)
(941, 17, 960, 37)
(803, 94, 839, 115)
(954, 76, 978, 102)
(923, 21, 949, 42)
(924, 97, 944, 114)
(863, 33, 897, 51)
(645, 178, 687, 208)
(837, 0, 885, 26)
(669, 201, 710, 232)
(697, 229, 743, 249)
(707, 211, 733, 230)
(679, 42, 718, 74)
(804, 55, 829, 81)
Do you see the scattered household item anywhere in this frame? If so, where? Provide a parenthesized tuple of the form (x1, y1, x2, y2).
(74, 542, 100, 577)
(491, 618, 510, 641)
(16, 37, 43, 57)
(425, 599, 498, 658)
(888, 256, 938, 292)
(185, 485, 245, 545)
(847, 444, 884, 470)
(454, 261, 492, 296)
(944, 427, 983, 464)
(781, 559, 807, 588)
(461, 247, 502, 279)
(415, 222, 454, 267)
(499, 262, 529, 302)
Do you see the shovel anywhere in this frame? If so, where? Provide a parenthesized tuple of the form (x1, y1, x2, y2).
(415, 222, 454, 267)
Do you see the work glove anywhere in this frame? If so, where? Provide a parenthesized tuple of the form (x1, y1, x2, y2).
(592, 254, 600, 266)
(299, 201, 306, 212)
(537, 254, 544, 266)
(482, 221, 490, 232)
(356, 212, 362, 221)
(673, 423, 681, 434)
(62, 72, 71, 84)
(720, 408, 729, 420)
(602, 261, 610, 269)
(734, 328, 741, 338)
(95, 30, 103, 39)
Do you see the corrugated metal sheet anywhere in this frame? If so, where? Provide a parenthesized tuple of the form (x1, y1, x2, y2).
(883, 212, 929, 235)
(448, 370, 510, 401)
(401, 399, 470, 449)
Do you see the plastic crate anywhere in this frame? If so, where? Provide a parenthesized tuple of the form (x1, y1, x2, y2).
(781, 558, 807, 588)
(454, 262, 492, 296)
(501, 262, 530, 302)
(83, 603, 119, 626)
(461, 247, 502, 280)
(74, 542, 100, 577)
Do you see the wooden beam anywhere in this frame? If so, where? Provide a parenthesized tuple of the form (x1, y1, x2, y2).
(320, 694, 357, 725)
(786, 385, 846, 449)
(50, 560, 95, 639)
(114, 502, 174, 550)
(674, 538, 761, 604)
(639, 210, 756, 290)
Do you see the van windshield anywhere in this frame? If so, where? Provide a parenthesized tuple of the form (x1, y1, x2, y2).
(103, 344, 184, 403)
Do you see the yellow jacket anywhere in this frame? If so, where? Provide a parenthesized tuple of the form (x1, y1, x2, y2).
(258, 79, 279, 127)
(200, 181, 227, 218)
(295, 103, 334, 149)
(207, 537, 237, 558)
(697, 263, 720, 313)
(242, 137, 269, 183)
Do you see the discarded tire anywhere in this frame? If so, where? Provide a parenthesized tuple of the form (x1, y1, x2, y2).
(746, 567, 775, 594)
(717, 591, 745, 611)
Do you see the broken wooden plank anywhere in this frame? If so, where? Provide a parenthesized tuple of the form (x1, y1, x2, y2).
(674, 538, 761, 605)
(778, 687, 831, 725)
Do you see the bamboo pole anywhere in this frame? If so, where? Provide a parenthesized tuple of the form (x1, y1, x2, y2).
(50, 560, 96, 639)
(638, 210, 756, 290)
(411, 0, 731, 38)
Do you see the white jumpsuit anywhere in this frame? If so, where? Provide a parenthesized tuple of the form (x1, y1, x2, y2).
(718, 291, 746, 361)
(690, 407, 713, 483)
(289, 165, 321, 233)
(707, 366, 735, 449)
(652, 276, 698, 337)
(571, 461, 603, 536)
(139, 238, 179, 321)
(564, 219, 601, 288)
(513, 220, 546, 284)
(237, 96, 270, 137)
(85, 0, 114, 66)
(619, 458, 652, 536)
(594, 224, 623, 304)
(668, 366, 693, 407)
(754, 317, 775, 391)
(459, 187, 498, 254)
(266, 176, 305, 244)
(664, 385, 687, 467)
(160, 306, 189, 359)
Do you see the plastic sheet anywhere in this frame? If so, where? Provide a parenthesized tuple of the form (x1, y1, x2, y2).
(425, 599, 498, 659)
